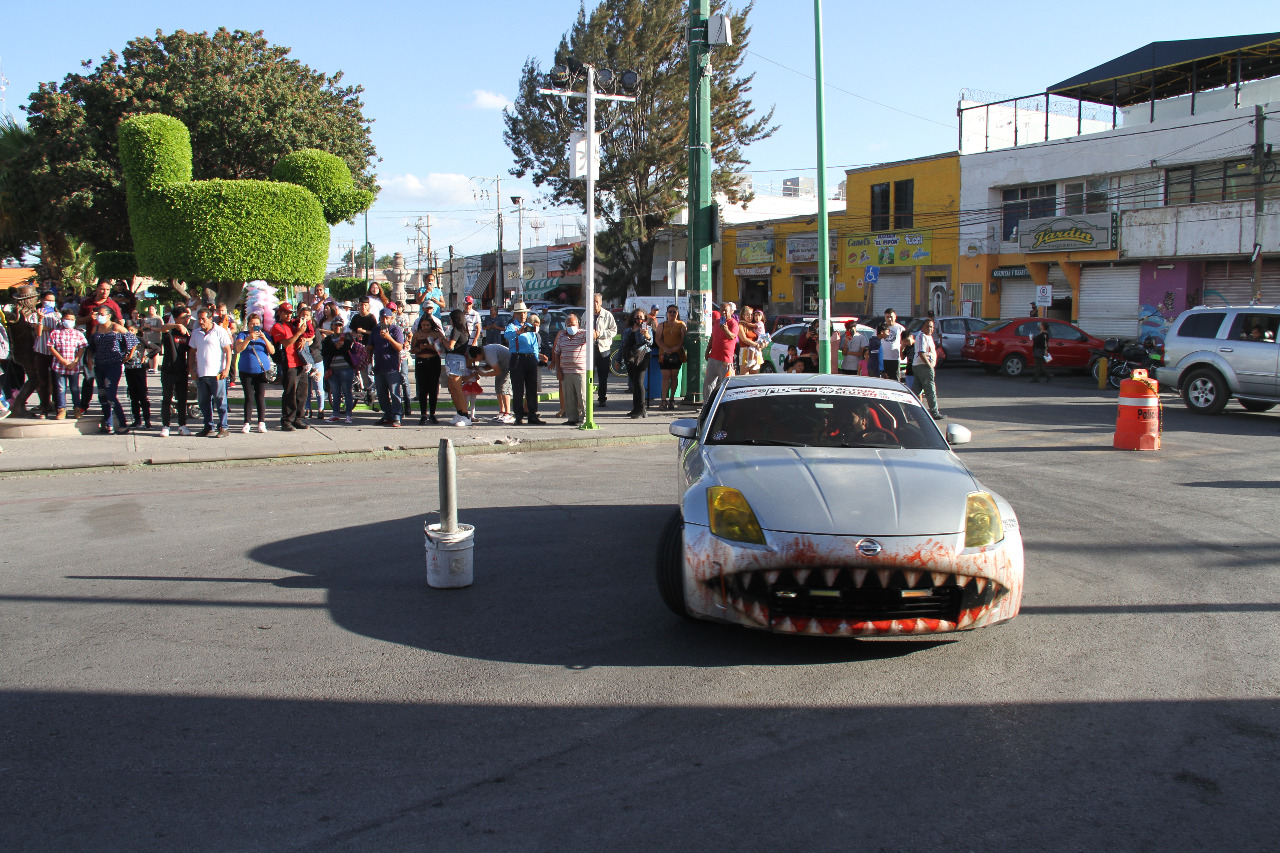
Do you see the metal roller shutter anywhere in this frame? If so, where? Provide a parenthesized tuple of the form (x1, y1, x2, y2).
(1000, 281, 1037, 320)
(1202, 260, 1280, 306)
(1077, 266, 1141, 339)
(871, 271, 912, 317)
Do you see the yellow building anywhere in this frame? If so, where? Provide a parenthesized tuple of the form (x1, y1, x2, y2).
(720, 152, 960, 320)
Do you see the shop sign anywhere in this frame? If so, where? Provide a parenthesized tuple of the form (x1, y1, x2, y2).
(845, 229, 933, 267)
(992, 266, 1030, 278)
(1018, 213, 1116, 252)
(735, 239, 774, 265)
(734, 266, 772, 277)
(785, 234, 839, 264)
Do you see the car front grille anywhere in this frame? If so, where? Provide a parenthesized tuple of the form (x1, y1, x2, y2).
(712, 566, 1005, 628)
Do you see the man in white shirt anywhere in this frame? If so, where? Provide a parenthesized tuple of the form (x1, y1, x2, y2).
(463, 296, 482, 346)
(188, 309, 233, 437)
(913, 318, 943, 420)
(881, 308, 907, 382)
(591, 292, 617, 407)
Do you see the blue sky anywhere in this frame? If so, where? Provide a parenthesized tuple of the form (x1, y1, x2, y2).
(3, 1, 1275, 267)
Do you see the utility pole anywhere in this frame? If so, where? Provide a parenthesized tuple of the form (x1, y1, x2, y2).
(448, 245, 456, 308)
(813, 0, 833, 373)
(364, 211, 370, 287)
(511, 196, 526, 304)
(495, 178, 503, 309)
(1252, 105, 1266, 304)
(685, 0, 714, 404)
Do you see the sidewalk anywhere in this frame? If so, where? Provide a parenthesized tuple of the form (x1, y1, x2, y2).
(0, 379, 684, 474)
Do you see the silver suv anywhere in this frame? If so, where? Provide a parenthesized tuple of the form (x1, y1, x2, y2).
(1157, 305, 1280, 414)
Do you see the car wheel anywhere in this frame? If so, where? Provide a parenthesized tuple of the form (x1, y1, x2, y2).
(1001, 353, 1027, 377)
(1181, 368, 1229, 415)
(655, 509, 692, 619)
(1238, 399, 1277, 412)
(1091, 358, 1104, 384)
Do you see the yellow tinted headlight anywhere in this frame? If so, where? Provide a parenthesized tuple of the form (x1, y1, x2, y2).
(964, 492, 1004, 549)
(707, 487, 767, 545)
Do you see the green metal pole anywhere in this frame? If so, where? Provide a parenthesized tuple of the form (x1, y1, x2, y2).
(684, 0, 713, 403)
(813, 0, 832, 374)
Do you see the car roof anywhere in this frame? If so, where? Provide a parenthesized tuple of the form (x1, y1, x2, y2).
(723, 373, 912, 394)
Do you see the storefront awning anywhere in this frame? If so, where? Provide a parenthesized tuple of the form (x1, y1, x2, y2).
(521, 278, 562, 298)
(467, 269, 494, 299)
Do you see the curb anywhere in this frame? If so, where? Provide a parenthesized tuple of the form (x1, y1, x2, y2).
(0, 431, 676, 477)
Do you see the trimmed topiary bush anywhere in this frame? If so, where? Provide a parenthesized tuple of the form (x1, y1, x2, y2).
(118, 114, 374, 286)
(94, 251, 138, 281)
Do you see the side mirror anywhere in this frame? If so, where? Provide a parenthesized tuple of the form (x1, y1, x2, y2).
(670, 418, 699, 440)
(945, 424, 972, 446)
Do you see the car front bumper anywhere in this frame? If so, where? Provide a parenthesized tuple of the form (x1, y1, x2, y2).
(682, 524, 1023, 636)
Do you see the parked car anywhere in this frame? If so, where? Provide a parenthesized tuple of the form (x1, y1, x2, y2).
(764, 320, 875, 373)
(659, 373, 1024, 636)
(905, 316, 989, 362)
(961, 318, 1104, 377)
(1156, 305, 1280, 414)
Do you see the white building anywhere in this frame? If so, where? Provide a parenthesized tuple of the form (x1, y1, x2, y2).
(958, 32, 1280, 340)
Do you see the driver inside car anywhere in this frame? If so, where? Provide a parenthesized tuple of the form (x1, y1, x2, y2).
(842, 402, 897, 445)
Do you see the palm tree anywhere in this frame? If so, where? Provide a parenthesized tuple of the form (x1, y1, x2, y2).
(0, 114, 37, 261)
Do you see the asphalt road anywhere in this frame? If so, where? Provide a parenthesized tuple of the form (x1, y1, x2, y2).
(2, 368, 1278, 851)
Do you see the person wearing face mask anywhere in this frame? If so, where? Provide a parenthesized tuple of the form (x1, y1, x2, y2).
(25, 290, 61, 419)
(89, 309, 132, 434)
(122, 318, 154, 430)
(233, 313, 276, 433)
(553, 313, 588, 425)
(77, 279, 123, 330)
(47, 310, 88, 420)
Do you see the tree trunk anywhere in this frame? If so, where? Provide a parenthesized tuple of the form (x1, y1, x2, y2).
(214, 281, 247, 311)
(168, 278, 191, 302)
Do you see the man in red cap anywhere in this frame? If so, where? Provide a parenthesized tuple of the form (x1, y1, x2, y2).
(270, 303, 312, 431)
(463, 296, 482, 347)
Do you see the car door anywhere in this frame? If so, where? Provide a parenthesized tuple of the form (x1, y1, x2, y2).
(1223, 312, 1280, 397)
(769, 325, 801, 371)
(1047, 322, 1091, 367)
(938, 319, 968, 359)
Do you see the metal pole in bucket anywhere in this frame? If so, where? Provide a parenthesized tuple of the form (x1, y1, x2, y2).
(425, 438, 475, 588)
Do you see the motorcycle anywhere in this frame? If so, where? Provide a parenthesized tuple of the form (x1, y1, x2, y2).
(1096, 337, 1162, 389)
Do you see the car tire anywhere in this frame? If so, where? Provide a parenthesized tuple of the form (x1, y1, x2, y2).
(1238, 399, 1276, 412)
(1181, 368, 1229, 415)
(1001, 353, 1027, 378)
(656, 509, 692, 619)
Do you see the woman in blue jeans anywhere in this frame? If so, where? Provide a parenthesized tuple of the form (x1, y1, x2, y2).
(233, 313, 276, 433)
(89, 311, 133, 434)
(322, 329, 356, 423)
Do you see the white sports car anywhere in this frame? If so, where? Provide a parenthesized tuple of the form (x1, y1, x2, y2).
(658, 374, 1023, 636)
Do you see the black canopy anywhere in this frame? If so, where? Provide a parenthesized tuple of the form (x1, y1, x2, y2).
(1049, 33, 1280, 106)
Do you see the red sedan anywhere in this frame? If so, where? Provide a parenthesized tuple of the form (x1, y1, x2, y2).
(961, 318, 1104, 378)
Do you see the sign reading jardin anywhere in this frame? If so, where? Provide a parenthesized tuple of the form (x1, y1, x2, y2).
(1018, 213, 1116, 252)
(845, 230, 933, 266)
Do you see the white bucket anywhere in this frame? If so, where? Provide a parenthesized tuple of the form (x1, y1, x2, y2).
(425, 522, 475, 588)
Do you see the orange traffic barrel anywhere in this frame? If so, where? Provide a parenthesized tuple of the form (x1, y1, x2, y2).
(1114, 368, 1160, 451)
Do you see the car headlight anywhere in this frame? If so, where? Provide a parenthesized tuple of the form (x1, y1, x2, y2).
(964, 492, 1004, 549)
(707, 486, 767, 545)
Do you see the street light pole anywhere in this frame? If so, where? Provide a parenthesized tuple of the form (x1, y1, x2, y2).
(685, 0, 714, 404)
(512, 196, 525, 304)
(813, 0, 833, 373)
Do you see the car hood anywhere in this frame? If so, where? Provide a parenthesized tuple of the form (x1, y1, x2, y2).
(701, 445, 980, 537)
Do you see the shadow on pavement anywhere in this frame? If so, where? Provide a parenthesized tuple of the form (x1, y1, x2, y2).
(2, 691, 1276, 851)
(245, 505, 948, 668)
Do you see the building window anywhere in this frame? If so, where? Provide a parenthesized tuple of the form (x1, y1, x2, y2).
(1001, 184, 1056, 242)
(1064, 178, 1111, 215)
(893, 179, 914, 229)
(961, 283, 983, 318)
(870, 183, 890, 232)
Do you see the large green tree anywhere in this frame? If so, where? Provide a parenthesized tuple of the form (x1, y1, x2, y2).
(504, 0, 774, 298)
(16, 27, 377, 292)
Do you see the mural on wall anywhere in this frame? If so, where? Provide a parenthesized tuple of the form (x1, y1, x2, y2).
(1138, 262, 1198, 344)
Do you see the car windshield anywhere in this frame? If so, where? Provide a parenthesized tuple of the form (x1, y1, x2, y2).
(704, 385, 949, 450)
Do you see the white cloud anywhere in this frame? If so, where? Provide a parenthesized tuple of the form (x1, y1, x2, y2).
(380, 172, 473, 205)
(469, 89, 514, 110)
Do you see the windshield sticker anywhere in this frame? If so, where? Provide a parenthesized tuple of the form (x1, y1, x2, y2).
(720, 385, 920, 406)
(711, 430, 729, 441)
